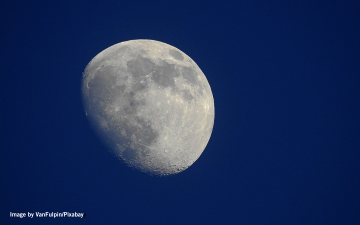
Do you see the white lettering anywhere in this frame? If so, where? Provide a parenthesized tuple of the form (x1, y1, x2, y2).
(9, 212, 26, 218)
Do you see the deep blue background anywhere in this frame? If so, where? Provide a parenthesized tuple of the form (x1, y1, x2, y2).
(1, 1, 360, 224)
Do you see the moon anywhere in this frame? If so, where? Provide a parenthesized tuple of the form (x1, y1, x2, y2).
(82, 39, 214, 176)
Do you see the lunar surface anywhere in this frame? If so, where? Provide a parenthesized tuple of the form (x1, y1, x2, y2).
(82, 39, 214, 176)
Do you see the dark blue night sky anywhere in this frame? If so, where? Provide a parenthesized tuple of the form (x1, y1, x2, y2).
(2, 1, 360, 224)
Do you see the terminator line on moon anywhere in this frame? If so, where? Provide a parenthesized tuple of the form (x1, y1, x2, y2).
(82, 39, 215, 175)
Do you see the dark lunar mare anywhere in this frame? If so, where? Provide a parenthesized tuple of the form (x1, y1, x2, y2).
(126, 55, 200, 91)
(126, 55, 179, 89)
(168, 49, 184, 61)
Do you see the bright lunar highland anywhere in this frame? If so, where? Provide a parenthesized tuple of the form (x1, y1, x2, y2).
(82, 39, 214, 176)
